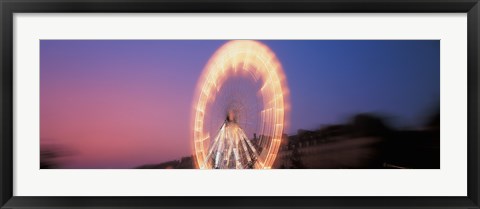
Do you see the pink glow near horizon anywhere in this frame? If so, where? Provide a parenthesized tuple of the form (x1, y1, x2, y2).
(40, 41, 214, 168)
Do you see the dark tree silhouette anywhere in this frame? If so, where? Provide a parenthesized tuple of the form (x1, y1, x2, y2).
(351, 113, 392, 137)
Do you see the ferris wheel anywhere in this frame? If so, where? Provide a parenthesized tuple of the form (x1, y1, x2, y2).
(192, 40, 289, 169)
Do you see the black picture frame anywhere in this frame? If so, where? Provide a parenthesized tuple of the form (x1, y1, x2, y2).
(1, 0, 479, 208)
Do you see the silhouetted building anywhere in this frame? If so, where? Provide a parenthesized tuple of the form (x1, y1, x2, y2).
(273, 113, 440, 169)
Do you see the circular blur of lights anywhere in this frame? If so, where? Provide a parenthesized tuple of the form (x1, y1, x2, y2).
(192, 40, 289, 169)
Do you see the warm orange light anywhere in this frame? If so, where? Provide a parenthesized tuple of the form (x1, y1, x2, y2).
(192, 40, 289, 169)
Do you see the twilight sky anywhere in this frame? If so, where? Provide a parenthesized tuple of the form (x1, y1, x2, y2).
(40, 40, 439, 168)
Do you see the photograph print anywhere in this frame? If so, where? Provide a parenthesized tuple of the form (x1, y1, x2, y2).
(40, 40, 440, 169)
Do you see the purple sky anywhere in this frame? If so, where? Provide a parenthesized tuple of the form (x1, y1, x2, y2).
(40, 40, 439, 168)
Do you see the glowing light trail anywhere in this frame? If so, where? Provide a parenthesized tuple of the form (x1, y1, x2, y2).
(192, 40, 289, 169)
